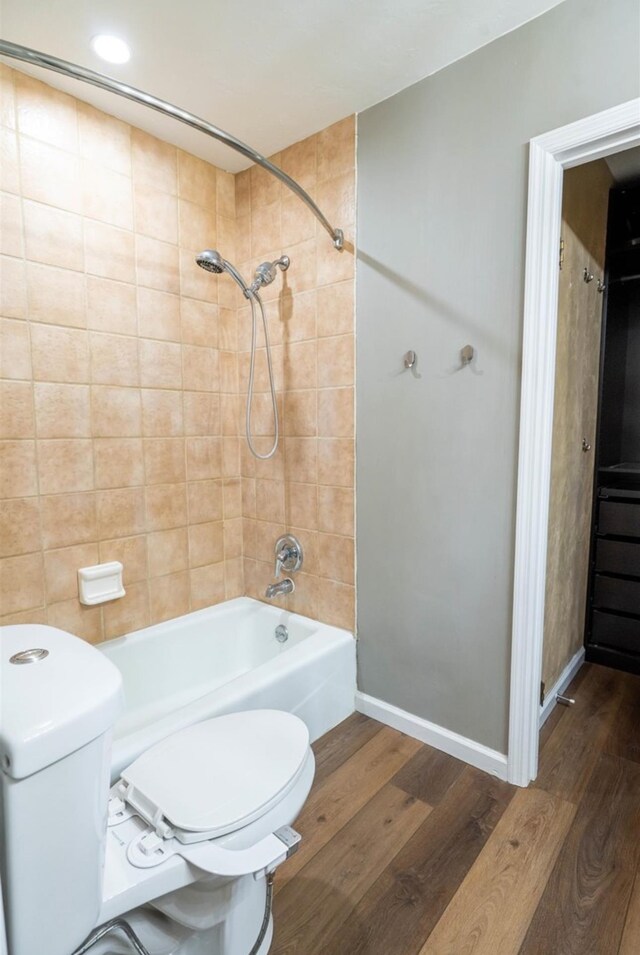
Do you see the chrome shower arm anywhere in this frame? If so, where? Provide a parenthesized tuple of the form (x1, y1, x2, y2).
(0, 38, 345, 250)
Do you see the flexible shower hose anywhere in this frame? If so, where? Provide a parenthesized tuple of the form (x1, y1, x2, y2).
(246, 290, 279, 460)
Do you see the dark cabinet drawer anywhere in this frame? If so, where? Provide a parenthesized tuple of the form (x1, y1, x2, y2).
(598, 501, 640, 538)
(593, 575, 640, 615)
(591, 610, 640, 654)
(595, 539, 640, 578)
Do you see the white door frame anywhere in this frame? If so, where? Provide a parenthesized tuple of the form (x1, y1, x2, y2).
(507, 98, 640, 788)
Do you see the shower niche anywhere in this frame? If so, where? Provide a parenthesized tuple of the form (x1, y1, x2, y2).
(585, 180, 640, 672)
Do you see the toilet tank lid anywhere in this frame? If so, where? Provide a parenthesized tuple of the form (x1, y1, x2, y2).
(0, 624, 123, 779)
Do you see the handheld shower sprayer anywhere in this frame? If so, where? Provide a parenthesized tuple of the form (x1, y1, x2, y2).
(195, 248, 290, 461)
(195, 249, 252, 298)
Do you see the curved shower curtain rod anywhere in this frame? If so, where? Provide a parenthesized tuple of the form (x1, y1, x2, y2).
(0, 38, 344, 250)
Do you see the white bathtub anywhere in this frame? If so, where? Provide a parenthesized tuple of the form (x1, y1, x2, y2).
(98, 596, 356, 779)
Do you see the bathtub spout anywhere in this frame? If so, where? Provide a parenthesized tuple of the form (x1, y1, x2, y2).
(265, 578, 295, 599)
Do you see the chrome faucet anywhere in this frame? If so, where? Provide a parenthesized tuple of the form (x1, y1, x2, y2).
(265, 578, 295, 599)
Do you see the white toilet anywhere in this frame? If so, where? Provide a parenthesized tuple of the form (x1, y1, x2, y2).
(0, 624, 315, 955)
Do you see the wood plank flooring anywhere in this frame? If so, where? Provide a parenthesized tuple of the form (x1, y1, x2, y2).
(271, 664, 640, 954)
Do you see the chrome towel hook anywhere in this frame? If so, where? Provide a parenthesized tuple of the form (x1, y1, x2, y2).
(403, 350, 422, 379)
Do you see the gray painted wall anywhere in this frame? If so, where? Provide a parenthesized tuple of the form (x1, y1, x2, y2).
(356, 0, 640, 752)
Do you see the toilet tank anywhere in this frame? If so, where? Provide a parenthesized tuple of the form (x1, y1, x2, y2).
(0, 625, 123, 955)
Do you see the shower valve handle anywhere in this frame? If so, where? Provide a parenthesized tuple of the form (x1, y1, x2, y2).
(274, 535, 303, 578)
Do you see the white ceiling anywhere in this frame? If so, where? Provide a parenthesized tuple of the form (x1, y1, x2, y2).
(0, 0, 566, 173)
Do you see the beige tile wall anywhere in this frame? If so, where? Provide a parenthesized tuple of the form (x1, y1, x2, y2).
(0, 65, 355, 640)
(0, 65, 242, 641)
(236, 117, 356, 631)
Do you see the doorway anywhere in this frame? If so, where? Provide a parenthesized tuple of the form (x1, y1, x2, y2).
(508, 98, 640, 788)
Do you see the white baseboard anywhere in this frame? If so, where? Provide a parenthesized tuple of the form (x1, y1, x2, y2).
(355, 691, 508, 781)
(539, 647, 585, 728)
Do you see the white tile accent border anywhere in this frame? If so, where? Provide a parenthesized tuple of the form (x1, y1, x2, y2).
(539, 648, 585, 728)
(355, 691, 508, 780)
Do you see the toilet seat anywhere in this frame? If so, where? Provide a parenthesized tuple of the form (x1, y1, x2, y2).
(111, 710, 310, 845)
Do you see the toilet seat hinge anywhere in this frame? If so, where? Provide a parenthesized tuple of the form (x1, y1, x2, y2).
(107, 793, 137, 827)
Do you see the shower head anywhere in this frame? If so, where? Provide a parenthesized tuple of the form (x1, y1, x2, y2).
(195, 249, 225, 274)
(195, 249, 250, 296)
(250, 255, 291, 293)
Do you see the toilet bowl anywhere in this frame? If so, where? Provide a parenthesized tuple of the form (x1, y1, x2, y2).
(0, 624, 314, 955)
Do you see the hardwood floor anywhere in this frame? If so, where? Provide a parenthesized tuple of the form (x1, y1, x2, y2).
(271, 664, 640, 954)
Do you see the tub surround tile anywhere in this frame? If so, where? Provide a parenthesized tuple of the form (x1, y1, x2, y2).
(34, 383, 91, 438)
(131, 129, 177, 194)
(146, 483, 188, 531)
(81, 160, 133, 230)
(96, 487, 146, 540)
(84, 220, 135, 284)
(99, 535, 148, 585)
(223, 478, 242, 519)
(0, 607, 48, 627)
(178, 150, 217, 208)
(48, 598, 103, 642)
(44, 542, 99, 603)
(0, 129, 19, 194)
(1, 67, 355, 640)
(41, 491, 96, 549)
(148, 527, 189, 578)
(190, 561, 225, 610)
(38, 439, 94, 494)
(188, 479, 224, 525)
(318, 533, 355, 585)
(317, 438, 355, 488)
(0, 498, 41, 558)
(318, 485, 354, 537)
(0, 319, 31, 379)
(286, 482, 318, 531)
(89, 332, 139, 387)
(139, 339, 182, 389)
(217, 171, 235, 219)
(77, 102, 131, 176)
(148, 571, 190, 624)
(86, 277, 137, 336)
(103, 581, 150, 640)
(31, 323, 90, 383)
(183, 391, 220, 436)
(136, 235, 180, 294)
(223, 518, 243, 560)
(180, 298, 218, 348)
(317, 281, 354, 339)
(0, 551, 45, 614)
(0, 441, 38, 498)
(91, 386, 142, 438)
(143, 437, 186, 485)
(15, 73, 77, 152)
(19, 136, 81, 214)
(27, 262, 86, 328)
(0, 255, 27, 319)
(317, 115, 355, 183)
(186, 436, 222, 481)
(0, 381, 34, 438)
(94, 438, 144, 489)
(188, 520, 224, 568)
(0, 192, 23, 257)
(23, 200, 83, 271)
(224, 556, 244, 599)
(134, 185, 179, 244)
(137, 287, 181, 342)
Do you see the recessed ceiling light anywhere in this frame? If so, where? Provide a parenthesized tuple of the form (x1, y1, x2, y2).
(91, 35, 131, 65)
